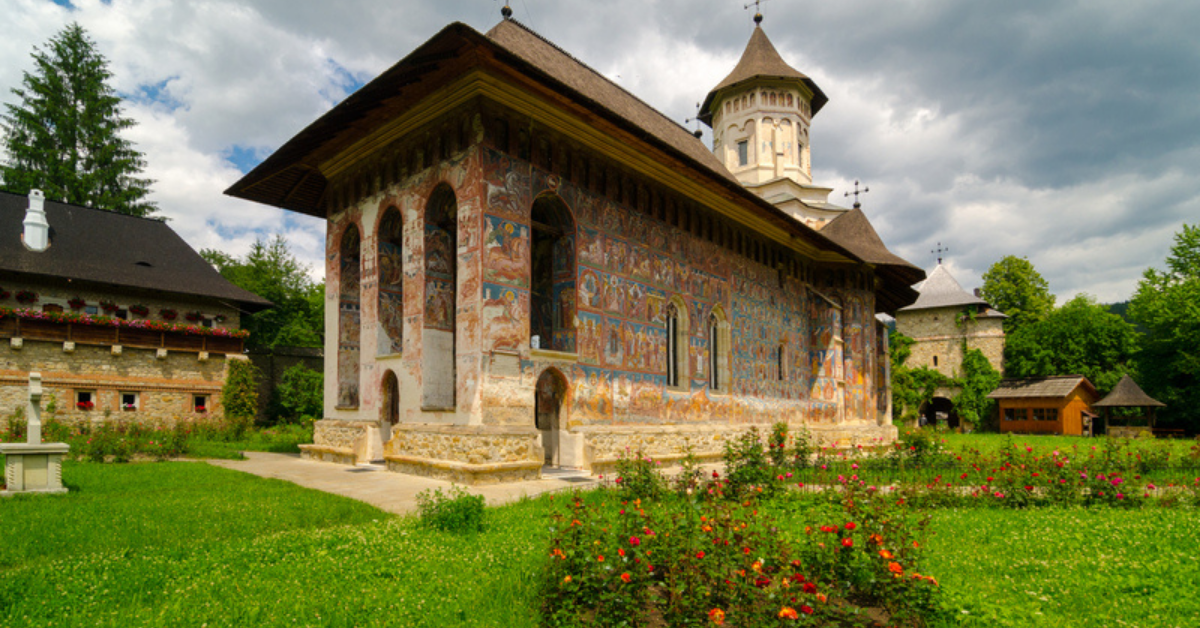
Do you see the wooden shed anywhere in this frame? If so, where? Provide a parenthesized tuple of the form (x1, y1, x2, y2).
(988, 376, 1100, 436)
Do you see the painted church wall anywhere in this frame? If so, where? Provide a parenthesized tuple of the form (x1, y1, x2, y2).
(476, 144, 883, 434)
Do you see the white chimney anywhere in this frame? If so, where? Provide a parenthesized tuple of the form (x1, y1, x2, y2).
(22, 189, 49, 252)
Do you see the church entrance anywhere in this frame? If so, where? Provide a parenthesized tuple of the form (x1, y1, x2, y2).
(535, 368, 567, 466)
(380, 370, 399, 444)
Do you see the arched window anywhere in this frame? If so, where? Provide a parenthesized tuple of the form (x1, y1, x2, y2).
(423, 184, 457, 408)
(337, 224, 361, 408)
(708, 306, 729, 393)
(530, 193, 576, 352)
(665, 297, 689, 390)
(377, 207, 404, 355)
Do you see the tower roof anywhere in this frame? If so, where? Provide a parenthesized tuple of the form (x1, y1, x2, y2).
(897, 263, 989, 312)
(699, 26, 827, 125)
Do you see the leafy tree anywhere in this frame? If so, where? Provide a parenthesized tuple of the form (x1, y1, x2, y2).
(1003, 294, 1140, 393)
(202, 235, 324, 350)
(953, 348, 1001, 430)
(980, 255, 1055, 333)
(270, 363, 324, 425)
(1, 23, 156, 216)
(1128, 224, 1200, 431)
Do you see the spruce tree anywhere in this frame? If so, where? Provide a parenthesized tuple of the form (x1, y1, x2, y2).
(1, 23, 156, 217)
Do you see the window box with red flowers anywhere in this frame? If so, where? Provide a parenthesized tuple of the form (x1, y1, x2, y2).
(128, 304, 149, 317)
(99, 301, 120, 314)
(68, 297, 87, 310)
(0, 288, 9, 300)
(184, 311, 203, 323)
(76, 401, 95, 410)
(159, 309, 178, 321)
(15, 290, 38, 305)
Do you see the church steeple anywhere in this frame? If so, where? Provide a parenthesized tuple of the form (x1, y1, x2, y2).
(699, 26, 826, 187)
(700, 25, 844, 229)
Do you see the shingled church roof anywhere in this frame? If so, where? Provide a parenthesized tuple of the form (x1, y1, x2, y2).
(699, 26, 828, 124)
(0, 190, 270, 309)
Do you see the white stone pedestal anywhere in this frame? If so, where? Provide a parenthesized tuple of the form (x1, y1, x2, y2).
(1, 443, 70, 495)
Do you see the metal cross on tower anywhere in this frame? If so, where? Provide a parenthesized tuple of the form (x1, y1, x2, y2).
(744, 0, 771, 23)
(931, 242, 949, 264)
(844, 180, 869, 209)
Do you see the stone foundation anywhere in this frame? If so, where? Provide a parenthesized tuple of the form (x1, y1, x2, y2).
(303, 419, 372, 464)
(385, 456, 542, 484)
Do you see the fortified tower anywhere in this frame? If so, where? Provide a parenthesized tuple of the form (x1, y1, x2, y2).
(699, 16, 843, 229)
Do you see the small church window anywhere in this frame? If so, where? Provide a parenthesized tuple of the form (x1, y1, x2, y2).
(121, 392, 139, 411)
(933, 355, 939, 367)
(666, 299, 688, 390)
(737, 141, 749, 166)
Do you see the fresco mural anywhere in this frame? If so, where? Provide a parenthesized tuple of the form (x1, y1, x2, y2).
(472, 146, 882, 428)
(378, 208, 404, 354)
(337, 224, 361, 407)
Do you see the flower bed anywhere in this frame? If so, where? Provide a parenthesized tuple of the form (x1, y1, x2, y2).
(0, 307, 248, 339)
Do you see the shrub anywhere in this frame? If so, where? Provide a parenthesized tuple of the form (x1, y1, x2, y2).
(613, 449, 667, 500)
(768, 421, 789, 466)
(415, 485, 485, 533)
(791, 425, 815, 469)
(723, 426, 776, 497)
(222, 358, 260, 437)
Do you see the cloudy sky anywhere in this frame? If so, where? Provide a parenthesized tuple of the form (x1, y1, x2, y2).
(3, 0, 1198, 303)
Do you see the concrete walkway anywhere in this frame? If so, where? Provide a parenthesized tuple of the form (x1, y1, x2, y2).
(207, 452, 601, 516)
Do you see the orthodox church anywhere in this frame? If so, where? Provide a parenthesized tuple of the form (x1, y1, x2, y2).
(227, 11, 922, 482)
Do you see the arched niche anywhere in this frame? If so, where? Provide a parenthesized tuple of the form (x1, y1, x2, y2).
(337, 224, 361, 408)
(377, 207, 404, 355)
(422, 184, 457, 409)
(530, 193, 576, 352)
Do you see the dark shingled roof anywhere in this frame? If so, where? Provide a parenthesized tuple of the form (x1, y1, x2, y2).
(1093, 374, 1166, 408)
(822, 208, 922, 281)
(699, 26, 828, 124)
(0, 190, 271, 308)
(987, 375, 1098, 400)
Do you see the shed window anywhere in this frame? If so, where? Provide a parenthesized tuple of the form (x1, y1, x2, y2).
(1003, 407, 1020, 422)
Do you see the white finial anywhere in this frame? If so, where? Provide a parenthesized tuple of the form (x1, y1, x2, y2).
(23, 189, 49, 252)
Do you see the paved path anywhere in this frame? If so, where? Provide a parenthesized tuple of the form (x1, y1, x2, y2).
(207, 452, 601, 516)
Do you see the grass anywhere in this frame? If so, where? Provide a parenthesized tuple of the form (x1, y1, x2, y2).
(5, 437, 1200, 626)
(924, 507, 1200, 627)
(184, 423, 314, 459)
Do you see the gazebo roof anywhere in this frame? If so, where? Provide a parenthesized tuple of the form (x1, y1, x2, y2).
(1093, 374, 1166, 408)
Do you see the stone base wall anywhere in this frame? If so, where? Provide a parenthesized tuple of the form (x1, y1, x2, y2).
(1109, 426, 1153, 439)
(363, 419, 898, 483)
(307, 419, 372, 463)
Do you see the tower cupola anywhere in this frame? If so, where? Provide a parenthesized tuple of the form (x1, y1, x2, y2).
(699, 25, 826, 187)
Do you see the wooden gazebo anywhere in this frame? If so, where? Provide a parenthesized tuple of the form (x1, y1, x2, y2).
(1092, 374, 1167, 438)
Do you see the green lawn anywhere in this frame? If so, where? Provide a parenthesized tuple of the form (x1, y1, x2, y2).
(3, 457, 1197, 626)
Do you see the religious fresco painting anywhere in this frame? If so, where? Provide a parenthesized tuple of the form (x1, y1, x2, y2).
(337, 224, 361, 408)
(377, 207, 405, 355)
